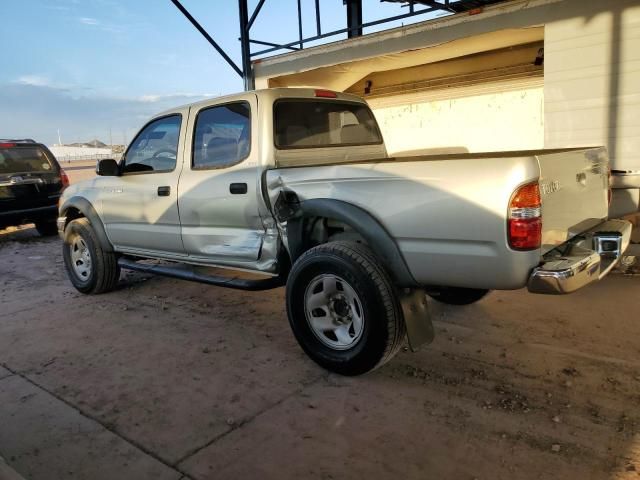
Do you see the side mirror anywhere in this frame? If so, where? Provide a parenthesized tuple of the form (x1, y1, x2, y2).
(96, 159, 119, 176)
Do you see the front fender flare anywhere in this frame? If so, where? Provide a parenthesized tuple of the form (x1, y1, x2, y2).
(286, 198, 417, 287)
(59, 196, 113, 252)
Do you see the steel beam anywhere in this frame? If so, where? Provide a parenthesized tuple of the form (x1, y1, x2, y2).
(249, 39, 300, 51)
(238, 0, 254, 90)
(169, 0, 243, 78)
(251, 6, 437, 57)
(345, 0, 363, 38)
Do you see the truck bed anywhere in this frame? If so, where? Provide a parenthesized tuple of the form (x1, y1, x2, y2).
(267, 147, 610, 290)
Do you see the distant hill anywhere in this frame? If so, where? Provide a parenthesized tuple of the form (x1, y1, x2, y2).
(67, 139, 108, 148)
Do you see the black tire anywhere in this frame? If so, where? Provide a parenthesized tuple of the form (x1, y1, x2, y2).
(426, 287, 490, 305)
(286, 241, 406, 376)
(35, 219, 58, 236)
(62, 218, 120, 294)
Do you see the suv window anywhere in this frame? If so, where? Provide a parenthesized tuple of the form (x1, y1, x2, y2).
(192, 102, 250, 169)
(0, 145, 55, 174)
(274, 100, 382, 149)
(123, 115, 181, 174)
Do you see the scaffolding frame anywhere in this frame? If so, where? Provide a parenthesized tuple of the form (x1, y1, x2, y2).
(170, 0, 509, 90)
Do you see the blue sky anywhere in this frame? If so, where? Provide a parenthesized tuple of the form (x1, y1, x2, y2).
(0, 0, 445, 145)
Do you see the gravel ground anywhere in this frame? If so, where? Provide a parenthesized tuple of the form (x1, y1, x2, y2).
(0, 167, 639, 480)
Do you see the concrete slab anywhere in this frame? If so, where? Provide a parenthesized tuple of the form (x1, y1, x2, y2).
(0, 366, 13, 380)
(0, 375, 181, 480)
(0, 455, 25, 480)
(0, 263, 323, 465)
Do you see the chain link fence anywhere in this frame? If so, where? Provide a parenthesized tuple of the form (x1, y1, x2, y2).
(55, 153, 122, 164)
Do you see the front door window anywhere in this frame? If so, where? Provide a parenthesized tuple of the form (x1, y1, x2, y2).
(122, 115, 181, 174)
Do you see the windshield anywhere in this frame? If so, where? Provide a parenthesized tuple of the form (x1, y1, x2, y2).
(274, 100, 383, 149)
(0, 146, 55, 175)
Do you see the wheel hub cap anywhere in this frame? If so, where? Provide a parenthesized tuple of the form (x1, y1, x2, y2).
(304, 274, 364, 350)
(70, 235, 92, 280)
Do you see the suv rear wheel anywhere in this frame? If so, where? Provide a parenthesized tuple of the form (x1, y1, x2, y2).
(286, 241, 406, 376)
(35, 219, 58, 236)
(62, 218, 120, 294)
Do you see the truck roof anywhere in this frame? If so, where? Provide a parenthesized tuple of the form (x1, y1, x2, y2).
(153, 88, 367, 119)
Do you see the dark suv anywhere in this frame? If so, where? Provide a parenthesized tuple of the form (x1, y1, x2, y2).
(0, 139, 69, 235)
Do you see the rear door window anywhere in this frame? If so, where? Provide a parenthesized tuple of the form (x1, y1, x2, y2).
(274, 100, 382, 149)
(192, 102, 251, 170)
(0, 146, 54, 174)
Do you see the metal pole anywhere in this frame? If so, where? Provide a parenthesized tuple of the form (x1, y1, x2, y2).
(345, 0, 363, 38)
(170, 0, 243, 77)
(247, 0, 266, 30)
(315, 0, 321, 36)
(238, 0, 254, 90)
(297, 0, 303, 49)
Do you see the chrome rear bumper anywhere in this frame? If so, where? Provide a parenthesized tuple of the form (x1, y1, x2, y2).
(528, 219, 632, 294)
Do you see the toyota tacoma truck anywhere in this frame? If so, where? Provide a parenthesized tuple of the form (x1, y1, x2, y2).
(58, 88, 631, 375)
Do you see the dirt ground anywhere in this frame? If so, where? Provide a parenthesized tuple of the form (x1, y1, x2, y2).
(0, 166, 639, 480)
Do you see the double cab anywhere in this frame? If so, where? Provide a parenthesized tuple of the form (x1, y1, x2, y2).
(58, 88, 631, 375)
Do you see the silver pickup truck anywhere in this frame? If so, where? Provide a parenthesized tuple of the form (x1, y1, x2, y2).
(58, 88, 631, 375)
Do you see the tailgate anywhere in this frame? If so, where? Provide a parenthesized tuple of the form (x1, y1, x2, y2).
(537, 147, 609, 253)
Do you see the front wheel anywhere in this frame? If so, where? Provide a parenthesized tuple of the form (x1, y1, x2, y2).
(286, 241, 406, 376)
(62, 218, 120, 294)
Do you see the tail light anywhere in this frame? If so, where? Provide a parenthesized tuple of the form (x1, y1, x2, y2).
(508, 181, 542, 250)
(60, 168, 70, 189)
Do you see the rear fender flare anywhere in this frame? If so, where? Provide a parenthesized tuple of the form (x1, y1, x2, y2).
(286, 198, 417, 287)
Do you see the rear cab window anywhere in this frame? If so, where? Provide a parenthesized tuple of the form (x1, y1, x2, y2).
(0, 145, 55, 175)
(274, 100, 382, 149)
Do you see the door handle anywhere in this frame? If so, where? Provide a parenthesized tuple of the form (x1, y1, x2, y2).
(229, 183, 247, 194)
(157, 186, 171, 196)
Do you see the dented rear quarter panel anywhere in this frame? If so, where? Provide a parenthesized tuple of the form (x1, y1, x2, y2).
(266, 155, 544, 290)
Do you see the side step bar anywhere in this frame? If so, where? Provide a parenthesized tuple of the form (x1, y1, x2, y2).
(117, 257, 285, 291)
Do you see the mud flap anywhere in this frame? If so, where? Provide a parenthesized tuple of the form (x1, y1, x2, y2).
(399, 289, 434, 352)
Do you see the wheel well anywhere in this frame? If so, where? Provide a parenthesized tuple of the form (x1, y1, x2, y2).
(62, 207, 84, 228)
(283, 198, 418, 287)
(296, 216, 367, 253)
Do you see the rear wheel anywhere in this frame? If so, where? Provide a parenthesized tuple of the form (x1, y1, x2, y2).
(427, 287, 490, 305)
(62, 218, 120, 294)
(35, 219, 58, 236)
(286, 241, 405, 376)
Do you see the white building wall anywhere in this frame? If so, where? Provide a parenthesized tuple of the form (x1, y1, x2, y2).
(48, 146, 112, 161)
(544, 1, 640, 172)
(369, 78, 544, 155)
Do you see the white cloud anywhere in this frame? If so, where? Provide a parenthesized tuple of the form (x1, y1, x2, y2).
(16, 75, 51, 87)
(0, 83, 216, 145)
(79, 17, 100, 26)
(138, 93, 215, 103)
